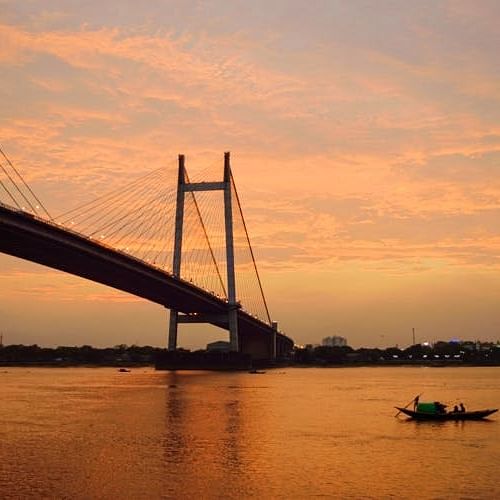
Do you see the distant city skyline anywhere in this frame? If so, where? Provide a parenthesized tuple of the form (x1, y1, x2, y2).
(1, 1, 500, 349)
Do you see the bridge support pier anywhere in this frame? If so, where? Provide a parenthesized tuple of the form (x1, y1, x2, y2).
(168, 310, 178, 350)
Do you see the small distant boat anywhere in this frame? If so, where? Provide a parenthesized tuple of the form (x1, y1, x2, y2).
(248, 370, 266, 374)
(395, 406, 498, 421)
(118, 368, 131, 373)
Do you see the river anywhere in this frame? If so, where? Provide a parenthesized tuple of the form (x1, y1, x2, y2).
(1, 366, 499, 499)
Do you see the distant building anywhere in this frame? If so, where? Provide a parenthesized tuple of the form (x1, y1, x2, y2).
(322, 336, 347, 347)
(206, 341, 230, 352)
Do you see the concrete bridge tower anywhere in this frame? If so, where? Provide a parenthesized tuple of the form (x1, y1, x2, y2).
(167, 152, 239, 351)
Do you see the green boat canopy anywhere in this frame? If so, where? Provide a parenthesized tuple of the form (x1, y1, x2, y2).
(416, 402, 437, 414)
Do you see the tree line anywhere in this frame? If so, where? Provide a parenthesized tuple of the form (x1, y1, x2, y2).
(1, 340, 499, 366)
(0, 344, 163, 365)
(294, 341, 500, 365)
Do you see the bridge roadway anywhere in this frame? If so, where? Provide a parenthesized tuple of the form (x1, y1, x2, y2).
(0, 203, 293, 360)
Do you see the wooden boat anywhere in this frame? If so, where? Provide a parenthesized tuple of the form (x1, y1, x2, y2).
(395, 407, 498, 421)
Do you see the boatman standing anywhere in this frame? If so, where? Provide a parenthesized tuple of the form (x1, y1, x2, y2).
(413, 395, 420, 410)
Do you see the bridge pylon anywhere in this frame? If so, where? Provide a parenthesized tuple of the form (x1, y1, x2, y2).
(167, 152, 239, 352)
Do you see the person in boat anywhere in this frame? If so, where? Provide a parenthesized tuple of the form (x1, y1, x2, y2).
(413, 395, 420, 410)
(459, 402, 466, 412)
(434, 401, 447, 414)
(453, 405, 459, 413)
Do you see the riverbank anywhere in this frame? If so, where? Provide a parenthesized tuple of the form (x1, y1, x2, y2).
(1, 360, 499, 369)
(1, 341, 499, 368)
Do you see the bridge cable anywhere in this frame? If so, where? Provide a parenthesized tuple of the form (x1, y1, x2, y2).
(97, 182, 177, 258)
(183, 174, 223, 294)
(0, 174, 22, 209)
(196, 190, 224, 294)
(183, 193, 211, 290)
(0, 145, 52, 220)
(59, 168, 170, 228)
(130, 188, 176, 262)
(185, 168, 227, 298)
(107, 193, 166, 253)
(94, 188, 173, 242)
(230, 173, 271, 324)
(0, 160, 38, 214)
(55, 164, 170, 221)
(55, 165, 172, 223)
(203, 185, 229, 296)
(150, 196, 177, 271)
(77, 171, 172, 235)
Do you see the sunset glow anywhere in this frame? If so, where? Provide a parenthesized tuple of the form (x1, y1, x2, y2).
(1, 1, 500, 348)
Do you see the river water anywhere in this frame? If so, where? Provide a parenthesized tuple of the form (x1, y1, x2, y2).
(1, 366, 499, 499)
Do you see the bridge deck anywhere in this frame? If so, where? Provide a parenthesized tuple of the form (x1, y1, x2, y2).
(0, 204, 293, 357)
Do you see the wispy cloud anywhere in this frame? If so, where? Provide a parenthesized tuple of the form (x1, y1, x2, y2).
(1, 1, 500, 344)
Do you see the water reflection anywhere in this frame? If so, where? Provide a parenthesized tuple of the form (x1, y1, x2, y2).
(163, 378, 188, 466)
(223, 399, 242, 465)
(160, 373, 248, 497)
(1, 367, 499, 499)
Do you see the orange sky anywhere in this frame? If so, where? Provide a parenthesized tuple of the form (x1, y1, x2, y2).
(1, 1, 500, 348)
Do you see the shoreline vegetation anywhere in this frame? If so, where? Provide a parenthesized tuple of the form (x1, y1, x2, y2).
(0, 340, 499, 367)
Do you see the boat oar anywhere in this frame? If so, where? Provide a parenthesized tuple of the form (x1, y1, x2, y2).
(394, 393, 423, 418)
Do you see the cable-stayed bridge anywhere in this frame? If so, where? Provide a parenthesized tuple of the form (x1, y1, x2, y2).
(0, 148, 293, 360)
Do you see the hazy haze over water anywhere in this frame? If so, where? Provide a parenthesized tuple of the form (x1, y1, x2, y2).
(1, 366, 499, 499)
